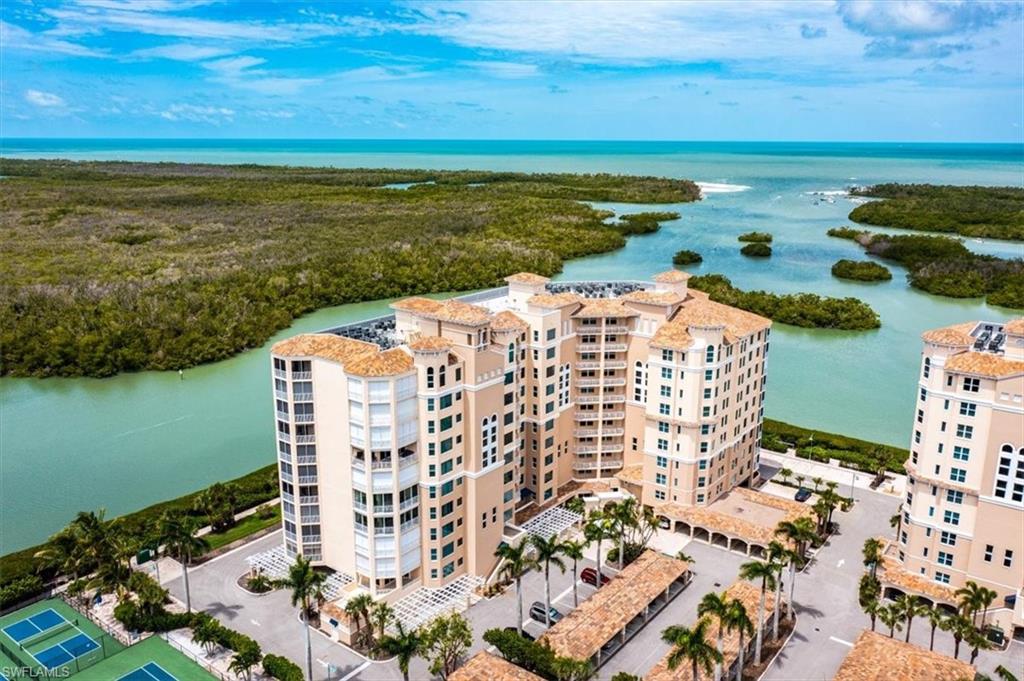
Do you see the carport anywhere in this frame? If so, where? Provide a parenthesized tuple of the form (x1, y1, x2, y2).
(539, 550, 691, 670)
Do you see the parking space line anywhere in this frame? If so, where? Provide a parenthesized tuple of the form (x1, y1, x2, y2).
(339, 660, 372, 681)
(829, 636, 854, 647)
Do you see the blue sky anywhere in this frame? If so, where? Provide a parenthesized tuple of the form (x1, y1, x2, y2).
(2, 0, 1022, 141)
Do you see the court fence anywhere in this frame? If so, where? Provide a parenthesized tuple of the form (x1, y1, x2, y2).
(58, 591, 135, 646)
(159, 632, 232, 681)
(1, 618, 123, 678)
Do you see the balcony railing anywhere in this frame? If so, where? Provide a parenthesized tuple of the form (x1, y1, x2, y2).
(294, 413, 315, 423)
(371, 459, 394, 470)
(399, 455, 418, 469)
(355, 524, 368, 535)
(575, 410, 624, 420)
(293, 392, 313, 402)
(575, 427, 624, 437)
(276, 410, 290, 421)
(301, 515, 320, 524)
(298, 475, 318, 484)
(282, 492, 295, 503)
(575, 360, 627, 370)
(296, 435, 316, 444)
(280, 471, 293, 483)
(575, 443, 625, 455)
(374, 526, 396, 536)
(299, 495, 319, 505)
(401, 519, 419, 533)
(576, 394, 626, 404)
(353, 500, 367, 511)
(292, 371, 312, 380)
(400, 497, 419, 511)
(273, 369, 287, 379)
(573, 459, 625, 471)
(576, 377, 626, 387)
(296, 454, 316, 464)
(374, 505, 395, 515)
(603, 326, 630, 334)
(274, 389, 288, 400)
(577, 343, 627, 352)
(301, 534, 322, 544)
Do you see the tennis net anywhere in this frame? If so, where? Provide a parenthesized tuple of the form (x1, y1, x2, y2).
(19, 618, 76, 650)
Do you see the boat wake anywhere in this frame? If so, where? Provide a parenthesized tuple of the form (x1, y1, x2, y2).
(698, 181, 751, 195)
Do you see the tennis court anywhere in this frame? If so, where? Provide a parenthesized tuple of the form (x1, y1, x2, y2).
(117, 661, 179, 681)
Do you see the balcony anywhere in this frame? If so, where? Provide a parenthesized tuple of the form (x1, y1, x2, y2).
(576, 377, 626, 387)
(355, 524, 368, 536)
(401, 519, 419, 534)
(400, 497, 419, 511)
(575, 427, 624, 437)
(399, 455, 418, 469)
(371, 459, 394, 470)
(576, 360, 627, 370)
(603, 326, 630, 334)
(282, 492, 295, 503)
(276, 410, 290, 421)
(374, 526, 396, 537)
(298, 475, 318, 484)
(574, 410, 624, 421)
(296, 434, 316, 444)
(301, 535, 322, 544)
(296, 454, 316, 465)
(576, 394, 625, 404)
(292, 371, 312, 380)
(575, 443, 625, 455)
(293, 392, 313, 402)
(294, 413, 315, 424)
(280, 471, 293, 483)
(374, 505, 395, 515)
(274, 389, 288, 400)
(273, 369, 287, 379)
(573, 459, 625, 471)
(353, 499, 367, 511)
(577, 343, 628, 353)
(301, 515, 321, 524)
(299, 495, 319, 505)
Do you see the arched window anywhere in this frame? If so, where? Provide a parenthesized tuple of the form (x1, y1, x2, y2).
(994, 443, 1024, 503)
(426, 366, 434, 389)
(482, 414, 499, 467)
(508, 343, 515, 363)
(923, 358, 931, 378)
(706, 345, 715, 364)
(439, 365, 446, 387)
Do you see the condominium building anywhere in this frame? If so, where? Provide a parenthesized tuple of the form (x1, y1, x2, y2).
(269, 271, 771, 599)
(890, 318, 1024, 635)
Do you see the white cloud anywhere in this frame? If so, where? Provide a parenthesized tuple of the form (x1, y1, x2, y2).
(130, 43, 233, 61)
(202, 56, 268, 74)
(25, 90, 66, 107)
(159, 103, 234, 123)
(461, 60, 539, 79)
(1, 20, 104, 57)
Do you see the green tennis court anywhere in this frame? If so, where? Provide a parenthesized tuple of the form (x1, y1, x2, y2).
(72, 636, 217, 681)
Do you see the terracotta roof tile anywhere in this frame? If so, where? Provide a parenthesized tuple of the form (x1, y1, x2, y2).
(390, 296, 443, 314)
(646, 581, 776, 681)
(450, 652, 544, 681)
(674, 297, 771, 338)
(491, 310, 530, 331)
(832, 630, 974, 681)
(877, 538, 958, 605)
(271, 334, 378, 365)
(574, 299, 638, 318)
(621, 290, 685, 306)
(921, 321, 976, 347)
(651, 320, 694, 351)
(407, 335, 454, 352)
(656, 488, 812, 547)
(652, 270, 692, 283)
(527, 292, 583, 309)
(344, 348, 414, 377)
(505, 272, 551, 286)
(540, 551, 689, 662)
(391, 297, 492, 326)
(944, 351, 1024, 378)
(615, 464, 644, 486)
(1005, 317, 1024, 335)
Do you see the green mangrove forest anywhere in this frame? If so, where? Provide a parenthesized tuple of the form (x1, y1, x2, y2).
(672, 249, 703, 265)
(688, 274, 881, 330)
(829, 229, 1024, 309)
(740, 242, 773, 258)
(849, 183, 1024, 241)
(831, 259, 893, 282)
(0, 160, 698, 377)
(738, 231, 773, 243)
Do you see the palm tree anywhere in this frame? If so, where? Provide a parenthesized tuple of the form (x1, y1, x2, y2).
(724, 599, 753, 681)
(955, 581, 995, 628)
(795, 474, 805, 489)
(765, 541, 791, 638)
(862, 598, 880, 632)
(584, 511, 611, 582)
(370, 601, 395, 644)
(379, 621, 422, 681)
(861, 538, 883, 580)
(564, 495, 586, 517)
(816, 489, 842, 533)
(530, 534, 567, 627)
(774, 517, 816, 620)
(274, 554, 327, 681)
(158, 510, 209, 613)
(92, 529, 139, 598)
(889, 512, 903, 541)
(968, 627, 993, 665)
(661, 618, 723, 681)
(551, 656, 592, 681)
(739, 560, 776, 665)
(191, 614, 220, 655)
(994, 665, 1020, 681)
(228, 641, 262, 681)
(811, 476, 823, 493)
(942, 614, 971, 659)
(562, 540, 587, 608)
(893, 594, 926, 643)
(345, 592, 374, 647)
(879, 603, 902, 639)
(34, 527, 87, 583)
(676, 550, 695, 565)
(697, 591, 731, 681)
(778, 468, 793, 486)
(495, 541, 536, 636)
(925, 607, 945, 651)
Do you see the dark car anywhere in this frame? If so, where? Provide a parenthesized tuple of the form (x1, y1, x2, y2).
(580, 566, 611, 587)
(529, 601, 563, 624)
(794, 487, 813, 502)
(504, 626, 535, 641)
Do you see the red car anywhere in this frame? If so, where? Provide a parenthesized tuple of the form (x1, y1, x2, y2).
(581, 567, 611, 587)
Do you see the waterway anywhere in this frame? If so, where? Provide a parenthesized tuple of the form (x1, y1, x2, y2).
(1, 140, 1021, 553)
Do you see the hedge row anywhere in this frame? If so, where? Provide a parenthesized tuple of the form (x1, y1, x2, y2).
(763, 418, 908, 474)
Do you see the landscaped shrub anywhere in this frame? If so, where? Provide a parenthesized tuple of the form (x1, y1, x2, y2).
(738, 231, 773, 243)
(0, 574, 45, 609)
(741, 243, 772, 257)
(114, 600, 194, 633)
(763, 419, 907, 473)
(672, 249, 702, 265)
(263, 654, 304, 681)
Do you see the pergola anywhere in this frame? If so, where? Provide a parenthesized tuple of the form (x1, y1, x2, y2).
(520, 505, 582, 540)
(245, 545, 353, 601)
(390, 574, 483, 632)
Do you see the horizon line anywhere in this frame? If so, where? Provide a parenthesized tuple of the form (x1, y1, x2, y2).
(3, 137, 1023, 146)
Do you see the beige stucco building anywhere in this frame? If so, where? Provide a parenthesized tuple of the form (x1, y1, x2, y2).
(887, 318, 1024, 636)
(269, 271, 771, 601)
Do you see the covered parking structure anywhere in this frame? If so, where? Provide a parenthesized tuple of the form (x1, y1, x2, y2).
(646, 579, 778, 681)
(539, 551, 691, 670)
(656, 487, 813, 558)
(832, 630, 974, 681)
(876, 538, 959, 615)
(451, 651, 544, 681)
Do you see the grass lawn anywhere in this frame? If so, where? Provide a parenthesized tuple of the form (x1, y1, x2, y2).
(204, 508, 281, 551)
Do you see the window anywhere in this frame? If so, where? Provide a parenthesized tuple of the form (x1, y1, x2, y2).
(657, 438, 668, 451)
(923, 357, 931, 378)
(984, 545, 994, 562)
(952, 446, 970, 461)
(943, 510, 960, 526)
(949, 468, 966, 483)
(658, 421, 669, 433)
(937, 551, 953, 567)
(935, 572, 951, 584)
(962, 377, 979, 393)
(662, 349, 673, 362)
(660, 385, 671, 397)
(656, 456, 668, 468)
(919, 387, 927, 402)
(661, 367, 672, 379)
(1004, 550, 1014, 568)
(655, 473, 667, 485)
(659, 404, 670, 415)
(705, 345, 715, 363)
(426, 367, 434, 389)
(946, 490, 963, 504)
(940, 531, 957, 546)
(959, 402, 976, 416)
(955, 424, 973, 439)
(654, 490, 666, 500)
(993, 444, 1024, 502)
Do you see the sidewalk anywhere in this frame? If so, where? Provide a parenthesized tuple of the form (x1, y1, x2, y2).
(760, 448, 906, 498)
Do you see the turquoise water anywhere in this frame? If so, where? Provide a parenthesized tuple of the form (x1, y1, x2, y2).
(1, 140, 1022, 553)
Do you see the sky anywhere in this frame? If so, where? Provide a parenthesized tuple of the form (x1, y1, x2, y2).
(2, 0, 1022, 142)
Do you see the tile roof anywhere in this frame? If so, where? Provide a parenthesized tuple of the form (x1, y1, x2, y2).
(615, 464, 644, 486)
(407, 335, 454, 352)
(655, 488, 812, 547)
(621, 290, 685, 306)
(877, 538, 957, 605)
(651, 320, 694, 351)
(271, 333, 378, 365)
(921, 321, 976, 347)
(505, 272, 551, 286)
(450, 652, 544, 681)
(527, 292, 583, 309)
(646, 580, 776, 681)
(491, 310, 530, 331)
(1005, 317, 1024, 335)
(344, 348, 415, 377)
(944, 351, 1024, 378)
(832, 630, 974, 681)
(652, 270, 692, 283)
(674, 297, 771, 338)
(390, 296, 443, 314)
(574, 299, 638, 318)
(540, 551, 689, 662)
(391, 297, 493, 326)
